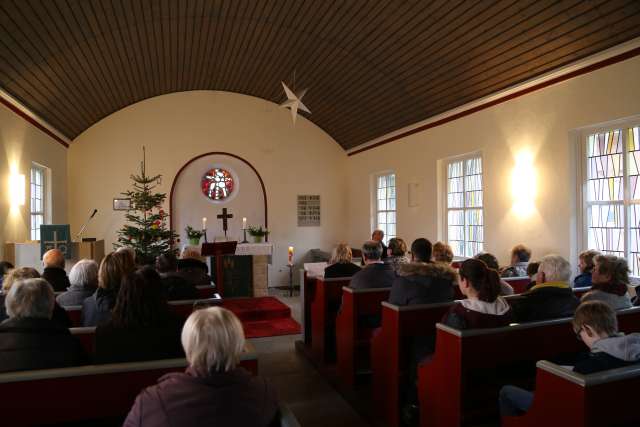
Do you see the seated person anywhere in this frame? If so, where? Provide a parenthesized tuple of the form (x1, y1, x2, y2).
(56, 259, 98, 307)
(389, 238, 456, 306)
(512, 254, 579, 322)
(350, 240, 396, 289)
(95, 267, 184, 364)
(324, 243, 361, 278)
(0, 261, 13, 287)
(156, 253, 198, 300)
(384, 238, 409, 273)
(581, 254, 632, 310)
(442, 258, 513, 329)
(526, 261, 539, 290)
(1, 267, 70, 327)
(574, 250, 600, 288)
(371, 229, 388, 260)
(432, 241, 454, 265)
(0, 278, 86, 373)
(41, 249, 71, 292)
(124, 307, 279, 427)
(116, 246, 138, 270)
(501, 244, 531, 278)
(82, 251, 134, 327)
(178, 248, 212, 287)
(474, 252, 514, 295)
(499, 300, 640, 417)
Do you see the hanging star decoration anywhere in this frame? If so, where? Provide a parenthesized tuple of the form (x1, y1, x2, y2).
(280, 81, 311, 125)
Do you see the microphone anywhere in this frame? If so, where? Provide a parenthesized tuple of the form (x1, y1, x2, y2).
(76, 208, 98, 240)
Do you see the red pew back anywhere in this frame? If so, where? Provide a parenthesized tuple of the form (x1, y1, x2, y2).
(418, 307, 640, 427)
(336, 286, 391, 387)
(310, 277, 352, 364)
(503, 276, 531, 293)
(502, 361, 640, 427)
(371, 301, 454, 427)
(0, 342, 257, 427)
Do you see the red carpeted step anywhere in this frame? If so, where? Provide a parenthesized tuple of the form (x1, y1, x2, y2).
(243, 318, 301, 339)
(222, 297, 292, 322)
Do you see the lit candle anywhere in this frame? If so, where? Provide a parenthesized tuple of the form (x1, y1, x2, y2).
(242, 217, 247, 229)
(202, 217, 207, 230)
(288, 246, 294, 265)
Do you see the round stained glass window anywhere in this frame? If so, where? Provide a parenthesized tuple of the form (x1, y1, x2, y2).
(201, 168, 234, 201)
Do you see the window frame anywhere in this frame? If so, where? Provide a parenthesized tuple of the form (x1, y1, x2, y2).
(443, 152, 484, 258)
(372, 171, 396, 245)
(578, 116, 640, 276)
(29, 163, 49, 241)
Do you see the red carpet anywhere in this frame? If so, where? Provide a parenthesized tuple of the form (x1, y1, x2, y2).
(221, 297, 301, 339)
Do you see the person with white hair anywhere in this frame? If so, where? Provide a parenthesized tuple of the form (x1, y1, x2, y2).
(124, 307, 279, 427)
(0, 278, 85, 373)
(512, 254, 579, 322)
(56, 259, 99, 307)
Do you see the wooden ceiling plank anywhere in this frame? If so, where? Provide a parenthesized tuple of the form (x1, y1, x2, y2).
(320, 0, 616, 136)
(182, 0, 199, 90)
(128, 0, 158, 97)
(49, 0, 112, 119)
(194, 0, 218, 89)
(209, 0, 234, 90)
(217, 0, 252, 92)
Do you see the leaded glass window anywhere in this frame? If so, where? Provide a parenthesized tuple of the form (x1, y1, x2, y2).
(30, 165, 46, 241)
(375, 173, 396, 245)
(201, 168, 234, 201)
(585, 126, 640, 275)
(447, 156, 483, 257)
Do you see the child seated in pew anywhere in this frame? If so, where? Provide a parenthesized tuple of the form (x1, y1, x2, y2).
(499, 300, 640, 417)
(573, 249, 600, 288)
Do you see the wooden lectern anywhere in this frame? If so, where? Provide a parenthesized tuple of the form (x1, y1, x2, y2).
(201, 241, 237, 296)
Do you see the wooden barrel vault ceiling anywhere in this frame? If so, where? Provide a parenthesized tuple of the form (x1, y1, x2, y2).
(1, 0, 640, 150)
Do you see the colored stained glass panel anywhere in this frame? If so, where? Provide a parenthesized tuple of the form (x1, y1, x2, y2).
(447, 157, 483, 257)
(201, 168, 234, 201)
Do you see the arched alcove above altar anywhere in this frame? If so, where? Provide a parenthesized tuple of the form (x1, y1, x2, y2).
(170, 152, 267, 244)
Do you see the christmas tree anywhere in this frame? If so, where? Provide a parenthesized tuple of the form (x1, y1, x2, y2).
(114, 147, 177, 264)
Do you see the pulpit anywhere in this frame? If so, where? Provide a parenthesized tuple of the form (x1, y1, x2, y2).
(201, 241, 237, 297)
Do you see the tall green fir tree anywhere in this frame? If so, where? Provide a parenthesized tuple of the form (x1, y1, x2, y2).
(114, 147, 177, 264)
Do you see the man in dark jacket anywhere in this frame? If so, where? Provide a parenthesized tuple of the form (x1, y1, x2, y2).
(512, 254, 579, 323)
(372, 229, 388, 260)
(349, 240, 395, 289)
(389, 238, 457, 306)
(156, 253, 198, 300)
(41, 249, 71, 292)
(0, 278, 85, 373)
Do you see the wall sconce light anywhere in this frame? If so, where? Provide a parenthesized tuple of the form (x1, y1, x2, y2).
(511, 151, 536, 217)
(9, 173, 25, 207)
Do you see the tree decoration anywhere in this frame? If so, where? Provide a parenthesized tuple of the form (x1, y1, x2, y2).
(114, 147, 177, 264)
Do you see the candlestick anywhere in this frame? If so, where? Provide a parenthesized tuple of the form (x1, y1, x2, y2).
(202, 217, 207, 230)
(288, 246, 294, 265)
(242, 217, 247, 229)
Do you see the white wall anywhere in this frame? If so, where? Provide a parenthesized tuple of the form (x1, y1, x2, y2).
(68, 91, 348, 286)
(0, 103, 68, 260)
(346, 55, 640, 267)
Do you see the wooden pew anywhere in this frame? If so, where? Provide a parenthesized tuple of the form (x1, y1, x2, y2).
(310, 277, 352, 364)
(336, 286, 391, 387)
(0, 343, 258, 427)
(64, 297, 222, 327)
(195, 284, 217, 299)
(502, 360, 640, 427)
(503, 276, 531, 293)
(371, 301, 454, 427)
(418, 307, 640, 427)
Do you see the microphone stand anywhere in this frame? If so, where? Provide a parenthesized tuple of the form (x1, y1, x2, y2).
(76, 210, 97, 241)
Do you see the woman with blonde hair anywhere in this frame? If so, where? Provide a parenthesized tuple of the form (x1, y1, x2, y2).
(82, 252, 135, 326)
(124, 307, 279, 427)
(325, 243, 361, 278)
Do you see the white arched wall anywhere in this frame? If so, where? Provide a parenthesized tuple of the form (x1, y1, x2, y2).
(171, 153, 267, 243)
(68, 91, 348, 286)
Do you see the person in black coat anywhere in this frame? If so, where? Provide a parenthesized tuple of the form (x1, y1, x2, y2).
(350, 240, 396, 289)
(95, 267, 184, 364)
(41, 249, 71, 292)
(512, 254, 579, 323)
(389, 238, 456, 306)
(324, 243, 361, 278)
(82, 251, 135, 327)
(372, 229, 388, 260)
(156, 253, 198, 300)
(0, 278, 86, 373)
(177, 248, 212, 287)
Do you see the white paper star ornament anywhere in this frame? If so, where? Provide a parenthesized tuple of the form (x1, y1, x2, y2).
(280, 81, 311, 125)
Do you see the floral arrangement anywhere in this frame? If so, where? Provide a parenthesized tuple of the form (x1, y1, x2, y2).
(185, 225, 204, 240)
(247, 226, 269, 237)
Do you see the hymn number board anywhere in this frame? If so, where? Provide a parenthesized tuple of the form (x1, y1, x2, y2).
(297, 195, 321, 227)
